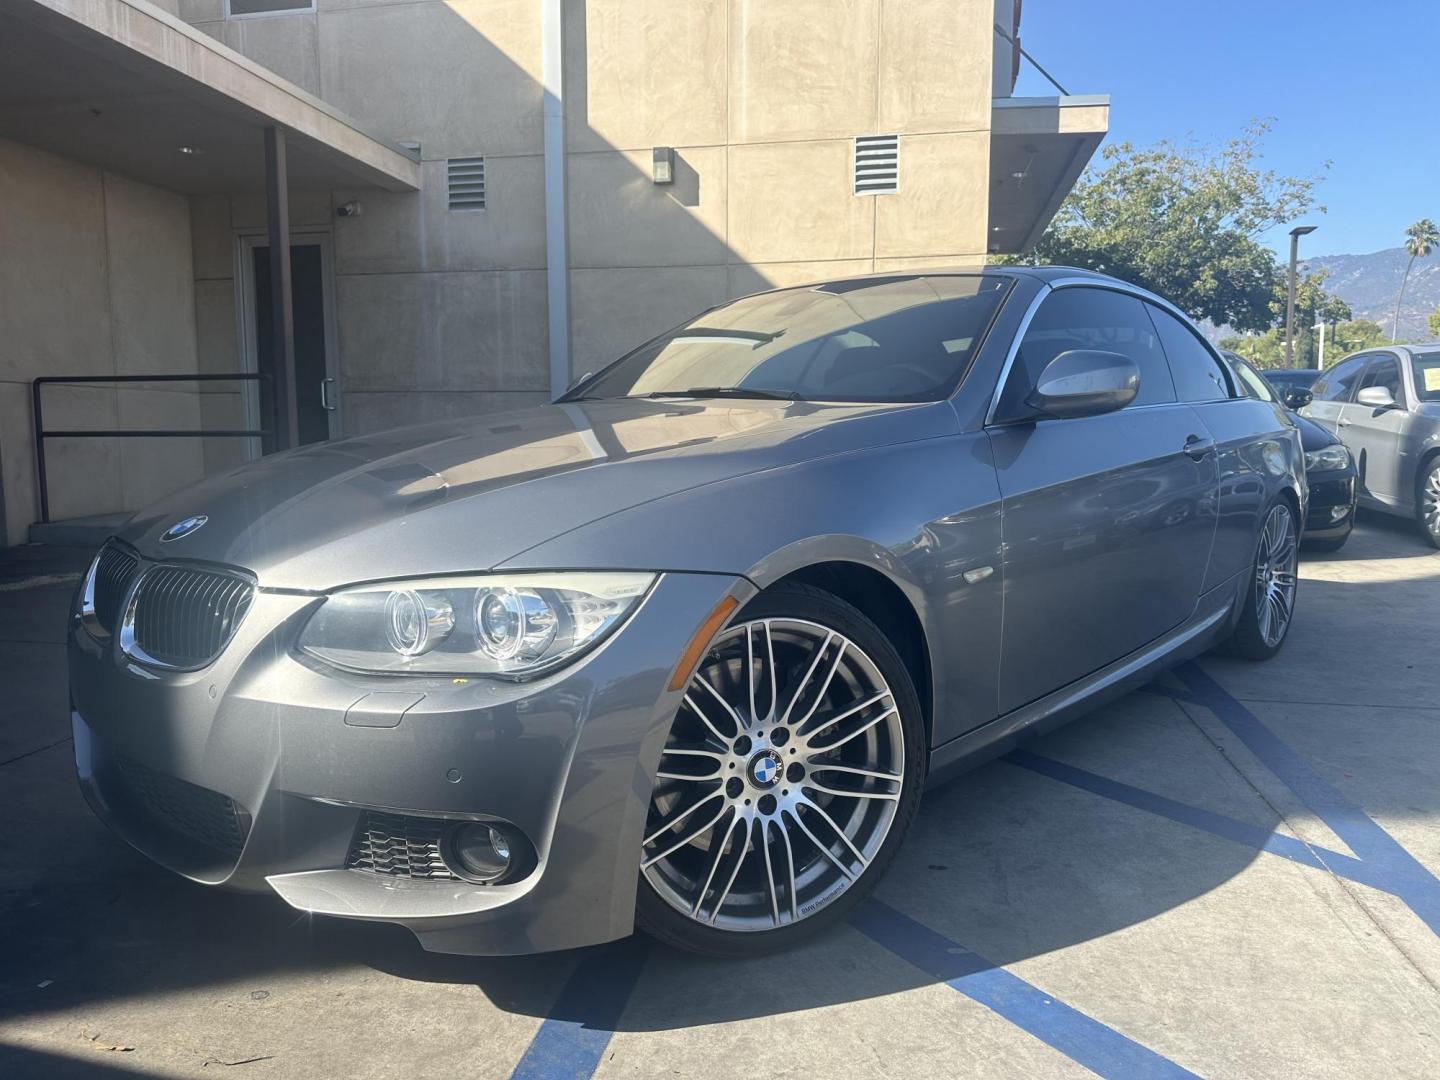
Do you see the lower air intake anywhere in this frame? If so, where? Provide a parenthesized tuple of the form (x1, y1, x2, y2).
(112, 756, 251, 860)
(347, 812, 458, 880)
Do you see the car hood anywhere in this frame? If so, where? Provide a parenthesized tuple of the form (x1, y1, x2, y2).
(117, 397, 955, 590)
(1289, 410, 1339, 452)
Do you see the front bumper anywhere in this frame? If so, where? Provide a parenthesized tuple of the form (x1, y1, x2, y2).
(70, 570, 749, 955)
(1301, 468, 1356, 540)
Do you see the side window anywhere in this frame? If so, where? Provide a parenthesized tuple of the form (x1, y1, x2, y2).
(1312, 355, 1369, 402)
(1356, 355, 1404, 404)
(999, 286, 1176, 418)
(1147, 304, 1230, 401)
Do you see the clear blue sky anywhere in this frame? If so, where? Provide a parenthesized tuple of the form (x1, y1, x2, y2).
(1012, 1, 1440, 258)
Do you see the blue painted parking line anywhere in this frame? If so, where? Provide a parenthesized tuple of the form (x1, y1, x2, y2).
(1005, 749, 1389, 890)
(1174, 662, 1440, 936)
(852, 899, 1201, 1079)
(509, 660, 1440, 1080)
(509, 939, 648, 1080)
(1015, 664, 1440, 941)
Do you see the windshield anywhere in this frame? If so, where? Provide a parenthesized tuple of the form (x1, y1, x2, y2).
(1413, 351, 1440, 402)
(567, 275, 1012, 404)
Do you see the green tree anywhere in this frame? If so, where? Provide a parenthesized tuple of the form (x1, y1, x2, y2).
(1221, 317, 1390, 370)
(1393, 218, 1439, 340)
(1218, 268, 1352, 368)
(1006, 120, 1328, 332)
(1428, 304, 1440, 339)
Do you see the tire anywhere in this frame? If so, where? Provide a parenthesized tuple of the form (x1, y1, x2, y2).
(1418, 458, 1440, 550)
(1227, 499, 1300, 661)
(1302, 526, 1352, 553)
(635, 582, 926, 958)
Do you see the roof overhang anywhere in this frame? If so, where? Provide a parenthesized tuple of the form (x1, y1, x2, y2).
(989, 94, 1109, 255)
(0, 0, 420, 194)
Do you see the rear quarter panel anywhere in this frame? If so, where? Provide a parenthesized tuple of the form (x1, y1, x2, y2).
(1190, 397, 1306, 592)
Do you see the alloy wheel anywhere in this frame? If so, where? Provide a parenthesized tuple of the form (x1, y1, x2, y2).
(1254, 503, 1299, 647)
(1423, 466, 1440, 541)
(642, 618, 905, 932)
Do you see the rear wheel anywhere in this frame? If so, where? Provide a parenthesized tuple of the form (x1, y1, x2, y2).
(1227, 500, 1300, 660)
(636, 583, 925, 957)
(1419, 458, 1440, 549)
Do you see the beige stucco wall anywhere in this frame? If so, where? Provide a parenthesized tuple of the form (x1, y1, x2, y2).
(180, 0, 997, 439)
(0, 136, 203, 546)
(566, 0, 995, 377)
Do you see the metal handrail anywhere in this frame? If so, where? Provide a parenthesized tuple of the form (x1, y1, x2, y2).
(31, 372, 273, 524)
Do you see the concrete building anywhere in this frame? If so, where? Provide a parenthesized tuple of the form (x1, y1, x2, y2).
(0, 0, 1107, 546)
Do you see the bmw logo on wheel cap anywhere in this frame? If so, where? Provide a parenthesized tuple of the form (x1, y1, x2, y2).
(159, 515, 208, 542)
(748, 749, 783, 789)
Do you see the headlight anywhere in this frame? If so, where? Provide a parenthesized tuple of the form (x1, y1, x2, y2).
(298, 572, 655, 677)
(1304, 444, 1350, 472)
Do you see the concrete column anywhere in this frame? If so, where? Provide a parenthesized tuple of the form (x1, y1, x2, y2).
(264, 125, 299, 450)
(541, 0, 570, 397)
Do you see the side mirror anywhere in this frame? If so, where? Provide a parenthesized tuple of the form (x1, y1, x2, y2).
(1025, 350, 1140, 420)
(1356, 385, 1396, 409)
(1282, 386, 1314, 410)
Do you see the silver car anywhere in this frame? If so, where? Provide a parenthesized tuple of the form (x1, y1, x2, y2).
(1300, 345, 1440, 547)
(69, 268, 1305, 957)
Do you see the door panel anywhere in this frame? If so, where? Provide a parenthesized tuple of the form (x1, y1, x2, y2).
(1302, 353, 1369, 436)
(1346, 355, 1407, 502)
(988, 405, 1219, 713)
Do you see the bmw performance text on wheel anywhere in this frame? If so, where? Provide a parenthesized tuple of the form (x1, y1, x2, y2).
(637, 584, 925, 957)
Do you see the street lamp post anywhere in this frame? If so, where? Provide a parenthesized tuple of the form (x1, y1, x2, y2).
(1314, 319, 1326, 369)
(1286, 225, 1317, 368)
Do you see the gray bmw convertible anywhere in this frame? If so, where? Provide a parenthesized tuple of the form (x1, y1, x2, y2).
(69, 267, 1305, 957)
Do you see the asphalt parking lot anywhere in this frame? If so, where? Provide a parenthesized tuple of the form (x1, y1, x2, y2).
(2, 515, 1438, 1079)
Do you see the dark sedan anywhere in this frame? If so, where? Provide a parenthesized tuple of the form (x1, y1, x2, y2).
(1224, 353, 1356, 550)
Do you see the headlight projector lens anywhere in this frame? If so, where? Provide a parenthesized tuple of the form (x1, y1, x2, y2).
(475, 587, 558, 662)
(384, 590, 454, 657)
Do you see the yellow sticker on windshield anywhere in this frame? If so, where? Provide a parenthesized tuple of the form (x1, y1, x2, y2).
(1426, 367, 1440, 393)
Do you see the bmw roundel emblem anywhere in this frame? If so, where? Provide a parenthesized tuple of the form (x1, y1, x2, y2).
(748, 750, 783, 788)
(159, 515, 208, 542)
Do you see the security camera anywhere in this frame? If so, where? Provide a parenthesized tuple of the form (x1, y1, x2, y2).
(336, 200, 363, 218)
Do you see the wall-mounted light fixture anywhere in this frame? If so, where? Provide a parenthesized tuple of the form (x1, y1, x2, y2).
(652, 146, 674, 185)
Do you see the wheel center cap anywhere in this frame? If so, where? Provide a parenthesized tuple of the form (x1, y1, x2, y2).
(748, 749, 783, 789)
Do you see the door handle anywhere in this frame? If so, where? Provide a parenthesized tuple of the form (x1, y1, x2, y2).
(1337, 416, 1351, 427)
(320, 378, 337, 411)
(1182, 434, 1215, 461)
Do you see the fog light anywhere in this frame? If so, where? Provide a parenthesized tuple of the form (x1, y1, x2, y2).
(447, 823, 513, 883)
(1329, 504, 1350, 523)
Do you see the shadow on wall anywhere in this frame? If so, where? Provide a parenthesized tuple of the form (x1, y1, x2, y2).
(205, 0, 925, 444)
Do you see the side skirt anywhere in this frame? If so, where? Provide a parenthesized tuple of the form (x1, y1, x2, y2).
(925, 571, 1244, 790)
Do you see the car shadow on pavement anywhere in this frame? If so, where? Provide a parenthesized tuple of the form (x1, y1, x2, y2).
(2, 529, 1437, 1044)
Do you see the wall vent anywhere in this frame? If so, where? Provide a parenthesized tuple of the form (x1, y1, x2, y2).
(853, 135, 899, 195)
(447, 157, 486, 210)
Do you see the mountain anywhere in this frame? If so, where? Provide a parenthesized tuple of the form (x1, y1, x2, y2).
(1302, 247, 1440, 342)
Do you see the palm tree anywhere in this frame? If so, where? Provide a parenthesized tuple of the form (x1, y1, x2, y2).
(1393, 218, 1440, 341)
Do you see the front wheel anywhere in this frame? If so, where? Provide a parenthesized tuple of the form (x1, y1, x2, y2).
(1419, 458, 1440, 549)
(1227, 499, 1300, 660)
(635, 583, 925, 957)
